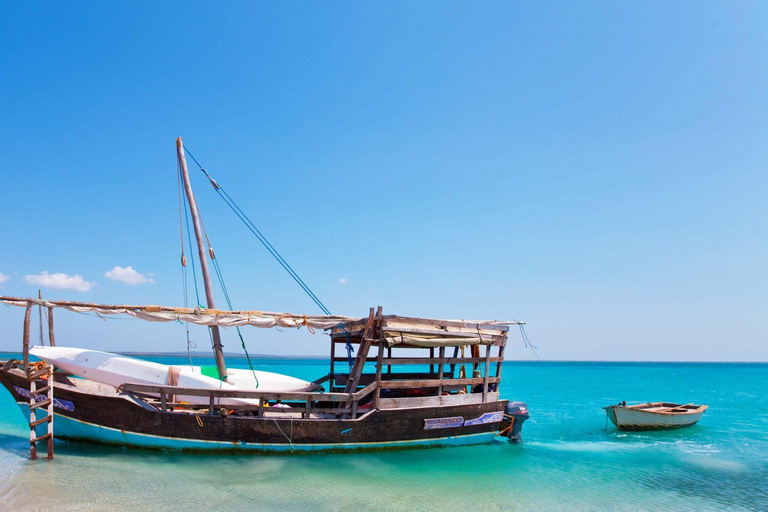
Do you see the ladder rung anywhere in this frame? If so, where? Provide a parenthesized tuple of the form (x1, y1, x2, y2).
(31, 433, 52, 443)
(30, 416, 52, 428)
(29, 399, 52, 410)
(30, 385, 51, 396)
(27, 367, 52, 380)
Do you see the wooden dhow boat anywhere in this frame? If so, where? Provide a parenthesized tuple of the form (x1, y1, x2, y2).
(604, 402, 708, 431)
(0, 138, 530, 459)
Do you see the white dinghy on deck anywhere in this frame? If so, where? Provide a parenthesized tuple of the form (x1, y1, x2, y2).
(30, 346, 317, 407)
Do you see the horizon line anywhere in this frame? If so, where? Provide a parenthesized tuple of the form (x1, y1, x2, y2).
(0, 349, 766, 364)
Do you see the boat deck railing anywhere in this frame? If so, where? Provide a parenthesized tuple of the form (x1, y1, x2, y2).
(119, 380, 379, 419)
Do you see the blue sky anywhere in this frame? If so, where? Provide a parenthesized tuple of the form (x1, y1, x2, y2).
(1, 2, 766, 360)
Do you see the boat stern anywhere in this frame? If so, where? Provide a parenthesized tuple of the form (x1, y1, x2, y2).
(603, 405, 619, 428)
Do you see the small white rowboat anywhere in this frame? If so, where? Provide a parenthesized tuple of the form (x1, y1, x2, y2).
(604, 402, 708, 431)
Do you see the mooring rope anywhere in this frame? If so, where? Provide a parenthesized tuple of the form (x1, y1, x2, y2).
(273, 416, 296, 452)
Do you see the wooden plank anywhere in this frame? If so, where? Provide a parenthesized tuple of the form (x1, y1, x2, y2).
(381, 325, 503, 340)
(29, 399, 52, 410)
(27, 367, 52, 380)
(334, 371, 443, 388)
(353, 380, 378, 400)
(30, 385, 51, 396)
(31, 433, 52, 443)
(380, 357, 503, 366)
(121, 383, 355, 402)
(380, 315, 514, 331)
(378, 392, 499, 410)
(382, 376, 500, 389)
(29, 416, 52, 428)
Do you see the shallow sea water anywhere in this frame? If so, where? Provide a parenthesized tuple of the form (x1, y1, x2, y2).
(0, 354, 766, 511)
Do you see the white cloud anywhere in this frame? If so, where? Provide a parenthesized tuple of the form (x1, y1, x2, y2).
(26, 271, 95, 292)
(0, 272, 9, 286)
(104, 266, 154, 285)
(339, 278, 348, 285)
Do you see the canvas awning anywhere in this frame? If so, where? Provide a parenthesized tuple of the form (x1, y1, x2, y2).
(0, 296, 357, 330)
(331, 315, 522, 347)
(0, 296, 523, 345)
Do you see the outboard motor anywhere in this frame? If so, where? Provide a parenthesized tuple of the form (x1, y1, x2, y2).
(502, 401, 529, 442)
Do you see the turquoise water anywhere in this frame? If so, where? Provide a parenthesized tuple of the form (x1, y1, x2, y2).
(1, 354, 767, 511)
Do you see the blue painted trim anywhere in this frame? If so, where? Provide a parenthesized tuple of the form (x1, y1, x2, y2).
(16, 404, 497, 453)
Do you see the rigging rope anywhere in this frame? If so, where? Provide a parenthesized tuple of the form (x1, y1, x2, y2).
(183, 147, 355, 369)
(178, 150, 259, 387)
(207, 241, 260, 388)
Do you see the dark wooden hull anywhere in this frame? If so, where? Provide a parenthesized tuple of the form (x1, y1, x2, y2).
(0, 369, 509, 453)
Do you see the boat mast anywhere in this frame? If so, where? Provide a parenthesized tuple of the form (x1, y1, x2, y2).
(176, 137, 228, 381)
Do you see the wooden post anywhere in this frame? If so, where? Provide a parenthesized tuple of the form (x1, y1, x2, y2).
(29, 377, 37, 460)
(329, 335, 335, 391)
(22, 301, 33, 372)
(177, 137, 227, 381)
(372, 340, 385, 409)
(429, 347, 434, 374)
(47, 307, 56, 347)
(482, 344, 491, 402)
(47, 365, 54, 459)
(495, 344, 505, 378)
(437, 346, 445, 396)
(38, 290, 44, 346)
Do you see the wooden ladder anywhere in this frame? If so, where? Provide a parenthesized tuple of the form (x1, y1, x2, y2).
(27, 364, 54, 460)
(341, 307, 380, 415)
